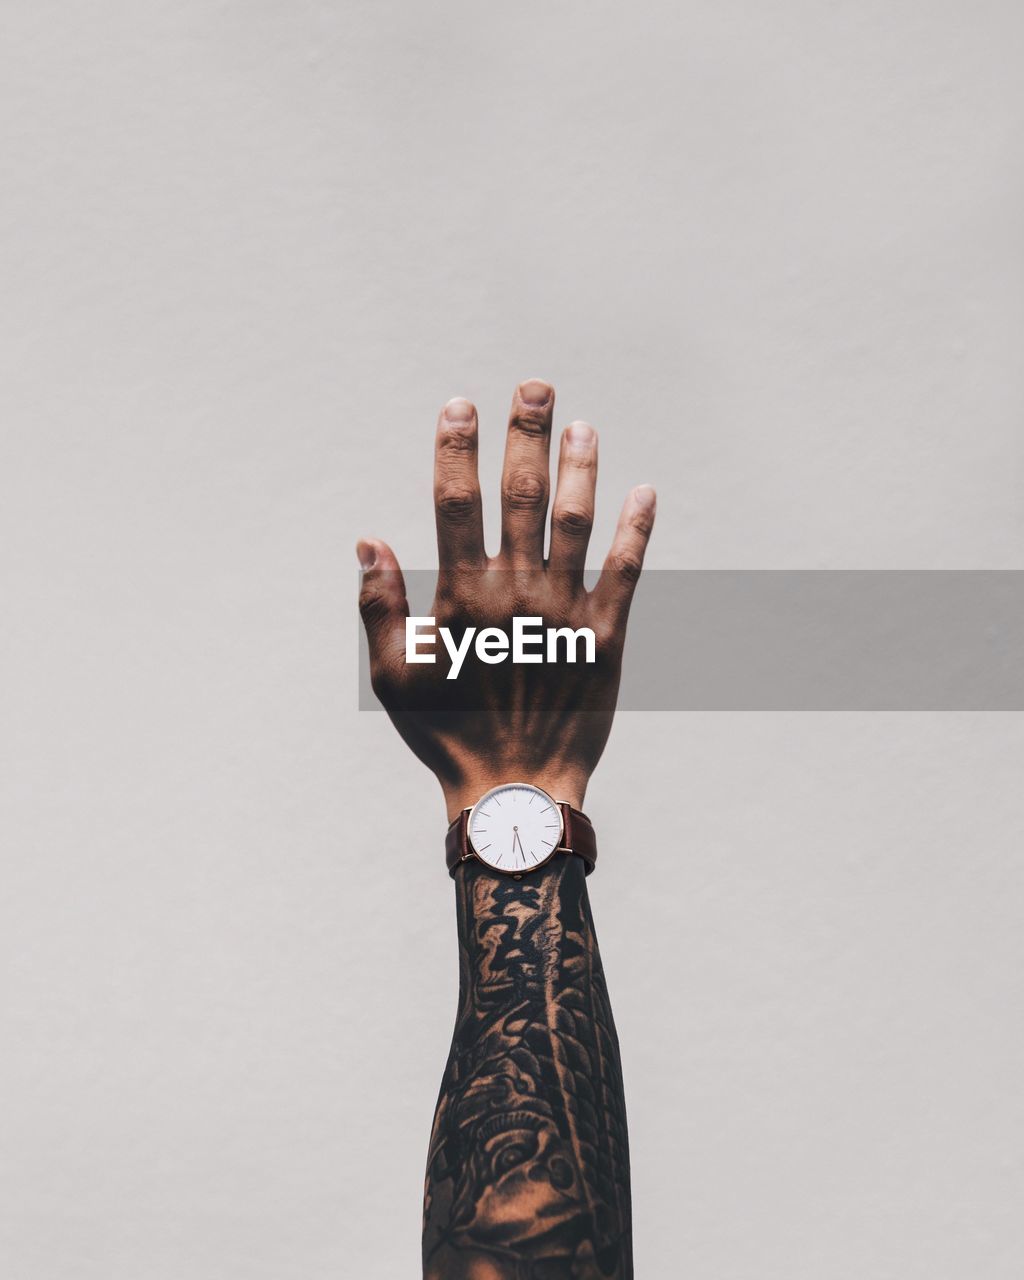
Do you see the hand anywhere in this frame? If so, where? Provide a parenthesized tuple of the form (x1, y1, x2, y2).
(357, 379, 655, 820)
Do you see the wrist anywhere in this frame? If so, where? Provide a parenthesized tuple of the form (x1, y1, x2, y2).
(441, 768, 588, 822)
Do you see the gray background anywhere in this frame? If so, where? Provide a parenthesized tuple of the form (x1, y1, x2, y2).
(2, 2, 1023, 1277)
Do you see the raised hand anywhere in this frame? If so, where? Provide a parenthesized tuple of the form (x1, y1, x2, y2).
(357, 379, 655, 817)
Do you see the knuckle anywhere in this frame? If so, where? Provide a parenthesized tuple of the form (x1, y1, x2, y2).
(629, 507, 655, 538)
(434, 583, 472, 624)
(503, 470, 548, 511)
(437, 423, 477, 454)
(608, 550, 643, 584)
(435, 485, 480, 522)
(510, 408, 551, 437)
(552, 503, 593, 536)
(565, 448, 596, 471)
(359, 586, 391, 625)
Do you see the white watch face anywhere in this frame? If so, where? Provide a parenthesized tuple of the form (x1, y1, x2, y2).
(467, 783, 564, 875)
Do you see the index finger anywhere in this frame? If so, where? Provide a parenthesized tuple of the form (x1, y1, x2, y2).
(434, 397, 485, 570)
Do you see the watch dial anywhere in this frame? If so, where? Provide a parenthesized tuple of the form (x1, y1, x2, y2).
(467, 784, 564, 875)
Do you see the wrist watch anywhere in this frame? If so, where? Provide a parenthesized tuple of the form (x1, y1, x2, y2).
(445, 782, 597, 878)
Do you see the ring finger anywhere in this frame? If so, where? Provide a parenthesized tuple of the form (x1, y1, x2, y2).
(548, 420, 597, 578)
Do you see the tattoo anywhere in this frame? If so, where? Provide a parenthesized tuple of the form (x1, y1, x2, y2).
(423, 855, 632, 1279)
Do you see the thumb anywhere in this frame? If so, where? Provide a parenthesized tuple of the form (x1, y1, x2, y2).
(357, 539, 408, 678)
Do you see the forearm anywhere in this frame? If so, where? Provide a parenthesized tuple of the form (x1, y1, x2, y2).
(423, 854, 632, 1279)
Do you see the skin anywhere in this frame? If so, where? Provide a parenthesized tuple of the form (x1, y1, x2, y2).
(357, 380, 654, 1277)
(356, 378, 656, 819)
(423, 857, 632, 1278)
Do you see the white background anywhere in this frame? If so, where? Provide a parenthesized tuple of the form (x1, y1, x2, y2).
(3, 2, 1023, 1277)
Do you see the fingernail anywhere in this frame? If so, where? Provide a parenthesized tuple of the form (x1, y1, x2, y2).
(356, 539, 377, 570)
(566, 421, 595, 448)
(518, 379, 552, 406)
(444, 397, 474, 423)
(634, 484, 656, 510)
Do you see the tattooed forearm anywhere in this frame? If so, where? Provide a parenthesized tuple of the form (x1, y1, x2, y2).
(423, 854, 632, 1279)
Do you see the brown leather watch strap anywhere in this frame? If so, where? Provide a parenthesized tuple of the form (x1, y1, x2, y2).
(444, 809, 471, 872)
(445, 801, 597, 877)
(560, 804, 597, 874)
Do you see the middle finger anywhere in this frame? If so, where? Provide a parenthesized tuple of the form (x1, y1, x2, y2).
(499, 379, 554, 567)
